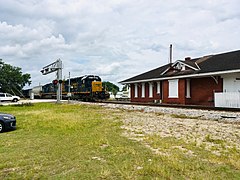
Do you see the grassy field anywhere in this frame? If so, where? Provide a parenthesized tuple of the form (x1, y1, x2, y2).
(0, 103, 240, 179)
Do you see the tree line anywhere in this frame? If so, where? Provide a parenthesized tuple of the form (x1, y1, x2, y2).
(0, 60, 31, 95)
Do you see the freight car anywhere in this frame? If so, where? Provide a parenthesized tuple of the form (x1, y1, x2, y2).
(24, 75, 109, 101)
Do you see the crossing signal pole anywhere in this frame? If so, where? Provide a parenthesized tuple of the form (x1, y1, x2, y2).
(41, 59, 63, 103)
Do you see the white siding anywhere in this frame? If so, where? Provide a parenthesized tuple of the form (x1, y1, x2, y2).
(222, 73, 240, 92)
(168, 79, 178, 98)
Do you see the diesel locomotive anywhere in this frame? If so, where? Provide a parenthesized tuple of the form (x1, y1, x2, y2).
(24, 75, 109, 101)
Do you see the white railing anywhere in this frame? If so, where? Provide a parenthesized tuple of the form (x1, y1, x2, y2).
(214, 92, 240, 108)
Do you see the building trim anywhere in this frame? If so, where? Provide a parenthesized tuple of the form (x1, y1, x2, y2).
(121, 69, 240, 84)
(149, 82, 153, 98)
(134, 83, 138, 98)
(141, 83, 145, 98)
(160, 60, 199, 76)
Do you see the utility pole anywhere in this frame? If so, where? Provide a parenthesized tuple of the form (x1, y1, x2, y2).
(68, 72, 71, 93)
(68, 72, 71, 103)
(40, 59, 63, 103)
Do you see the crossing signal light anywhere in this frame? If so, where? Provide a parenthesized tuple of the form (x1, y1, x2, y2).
(52, 79, 58, 85)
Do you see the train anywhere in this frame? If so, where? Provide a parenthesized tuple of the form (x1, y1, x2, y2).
(23, 75, 110, 101)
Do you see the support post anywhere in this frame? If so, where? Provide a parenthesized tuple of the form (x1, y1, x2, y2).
(56, 59, 62, 103)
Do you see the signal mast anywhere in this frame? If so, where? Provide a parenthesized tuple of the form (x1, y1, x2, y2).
(40, 59, 63, 103)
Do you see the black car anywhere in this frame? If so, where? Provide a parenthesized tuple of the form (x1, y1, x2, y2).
(0, 113, 16, 133)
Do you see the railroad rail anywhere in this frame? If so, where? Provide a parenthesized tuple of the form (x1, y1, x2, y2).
(96, 100, 240, 112)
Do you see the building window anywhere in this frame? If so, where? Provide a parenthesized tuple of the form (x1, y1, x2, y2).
(141, 83, 145, 98)
(186, 79, 191, 98)
(157, 82, 161, 94)
(149, 82, 153, 98)
(168, 79, 178, 98)
(134, 84, 138, 98)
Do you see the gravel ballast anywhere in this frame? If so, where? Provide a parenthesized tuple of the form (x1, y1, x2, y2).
(77, 102, 240, 155)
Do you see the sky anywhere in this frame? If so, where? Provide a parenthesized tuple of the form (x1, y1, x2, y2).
(0, 0, 240, 89)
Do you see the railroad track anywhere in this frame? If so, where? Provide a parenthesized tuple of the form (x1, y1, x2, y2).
(96, 100, 240, 112)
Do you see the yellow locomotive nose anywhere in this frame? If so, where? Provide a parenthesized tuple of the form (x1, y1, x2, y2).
(92, 81, 102, 92)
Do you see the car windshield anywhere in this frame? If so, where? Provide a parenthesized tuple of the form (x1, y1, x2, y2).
(6, 93, 12, 97)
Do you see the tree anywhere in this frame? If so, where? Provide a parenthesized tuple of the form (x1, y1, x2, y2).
(0, 60, 31, 95)
(102, 81, 119, 95)
(122, 84, 129, 91)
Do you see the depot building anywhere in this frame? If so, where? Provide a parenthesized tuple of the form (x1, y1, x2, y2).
(120, 50, 240, 108)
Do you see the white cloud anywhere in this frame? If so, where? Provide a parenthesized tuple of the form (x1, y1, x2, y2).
(0, 0, 239, 88)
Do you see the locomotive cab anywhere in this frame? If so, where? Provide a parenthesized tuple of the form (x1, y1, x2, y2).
(92, 81, 102, 92)
(80, 75, 107, 101)
(81, 75, 102, 92)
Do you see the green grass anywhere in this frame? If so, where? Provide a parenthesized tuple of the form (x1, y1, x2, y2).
(146, 135, 240, 179)
(0, 103, 240, 179)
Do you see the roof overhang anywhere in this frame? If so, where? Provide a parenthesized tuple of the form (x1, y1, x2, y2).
(120, 69, 240, 84)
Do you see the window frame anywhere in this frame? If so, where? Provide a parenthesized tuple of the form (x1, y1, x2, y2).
(168, 79, 179, 98)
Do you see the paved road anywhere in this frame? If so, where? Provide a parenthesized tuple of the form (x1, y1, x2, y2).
(0, 99, 65, 106)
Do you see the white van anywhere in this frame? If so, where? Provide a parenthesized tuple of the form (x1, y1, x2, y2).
(115, 91, 130, 101)
(0, 93, 20, 102)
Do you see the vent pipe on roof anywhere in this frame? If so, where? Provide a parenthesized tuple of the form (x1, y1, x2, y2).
(169, 44, 172, 64)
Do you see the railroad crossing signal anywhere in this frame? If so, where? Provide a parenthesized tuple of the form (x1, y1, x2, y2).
(52, 79, 58, 85)
(40, 59, 62, 75)
(41, 59, 63, 103)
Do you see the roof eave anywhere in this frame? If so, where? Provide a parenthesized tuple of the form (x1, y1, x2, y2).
(120, 69, 240, 84)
